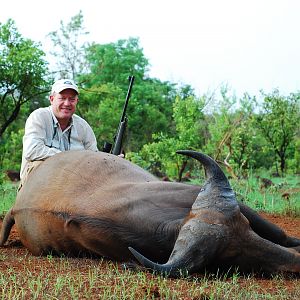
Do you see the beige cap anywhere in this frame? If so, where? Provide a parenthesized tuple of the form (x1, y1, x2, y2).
(51, 79, 79, 94)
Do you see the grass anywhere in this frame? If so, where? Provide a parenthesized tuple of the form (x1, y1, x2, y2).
(0, 172, 299, 217)
(0, 255, 299, 299)
(0, 174, 299, 299)
(0, 181, 17, 216)
(231, 172, 300, 217)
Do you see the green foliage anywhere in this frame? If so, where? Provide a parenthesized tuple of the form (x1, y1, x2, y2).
(1, 13, 300, 178)
(135, 95, 206, 180)
(83, 37, 149, 86)
(126, 79, 176, 149)
(77, 83, 124, 149)
(0, 182, 17, 215)
(292, 138, 300, 174)
(255, 90, 300, 175)
(204, 86, 238, 158)
(229, 95, 254, 168)
(0, 19, 49, 138)
(173, 95, 206, 147)
(0, 128, 24, 171)
(78, 38, 177, 152)
(138, 135, 183, 178)
(229, 94, 273, 173)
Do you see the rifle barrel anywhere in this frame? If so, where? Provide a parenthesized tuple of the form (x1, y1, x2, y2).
(120, 76, 135, 122)
(110, 75, 135, 155)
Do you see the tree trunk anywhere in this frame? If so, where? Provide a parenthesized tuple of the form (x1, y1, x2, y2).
(280, 154, 286, 176)
(178, 160, 187, 182)
(0, 103, 21, 138)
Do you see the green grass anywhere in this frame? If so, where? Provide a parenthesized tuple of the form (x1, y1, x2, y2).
(0, 257, 299, 299)
(0, 172, 299, 217)
(231, 172, 300, 216)
(0, 181, 17, 216)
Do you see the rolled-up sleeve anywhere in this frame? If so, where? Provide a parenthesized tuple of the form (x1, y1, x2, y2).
(69, 116, 98, 152)
(23, 109, 61, 161)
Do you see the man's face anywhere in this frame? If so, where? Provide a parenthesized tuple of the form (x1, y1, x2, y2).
(50, 89, 78, 123)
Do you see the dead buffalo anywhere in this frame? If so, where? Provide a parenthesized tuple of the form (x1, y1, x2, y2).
(1, 150, 300, 276)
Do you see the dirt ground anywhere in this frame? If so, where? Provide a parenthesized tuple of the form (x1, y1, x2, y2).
(1, 213, 300, 299)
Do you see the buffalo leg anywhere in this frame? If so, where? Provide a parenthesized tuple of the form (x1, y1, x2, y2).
(0, 208, 15, 246)
(239, 230, 300, 273)
(239, 202, 300, 247)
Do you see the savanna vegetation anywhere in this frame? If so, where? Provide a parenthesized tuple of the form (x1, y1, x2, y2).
(0, 12, 299, 214)
(1, 13, 299, 179)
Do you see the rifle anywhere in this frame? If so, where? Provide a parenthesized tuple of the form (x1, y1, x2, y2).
(103, 75, 135, 155)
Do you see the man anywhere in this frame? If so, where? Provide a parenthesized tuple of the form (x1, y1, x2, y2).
(20, 79, 98, 188)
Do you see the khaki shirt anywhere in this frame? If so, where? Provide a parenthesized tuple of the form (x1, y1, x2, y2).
(20, 106, 98, 179)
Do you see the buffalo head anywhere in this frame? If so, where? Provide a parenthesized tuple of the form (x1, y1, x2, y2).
(129, 150, 300, 276)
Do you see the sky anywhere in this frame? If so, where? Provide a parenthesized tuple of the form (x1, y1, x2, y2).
(1, 0, 300, 98)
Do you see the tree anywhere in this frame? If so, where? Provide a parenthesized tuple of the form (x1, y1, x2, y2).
(134, 95, 206, 180)
(83, 37, 149, 86)
(230, 94, 259, 172)
(255, 90, 300, 175)
(0, 19, 49, 138)
(47, 10, 89, 79)
(78, 38, 177, 152)
(204, 87, 240, 176)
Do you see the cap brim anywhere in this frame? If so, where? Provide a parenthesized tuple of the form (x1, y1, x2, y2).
(56, 85, 79, 94)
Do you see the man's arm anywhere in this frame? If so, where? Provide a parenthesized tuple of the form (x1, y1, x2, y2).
(82, 121, 98, 152)
(72, 115, 98, 152)
(22, 109, 61, 162)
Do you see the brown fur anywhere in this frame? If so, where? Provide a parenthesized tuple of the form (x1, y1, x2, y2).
(1, 150, 300, 276)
